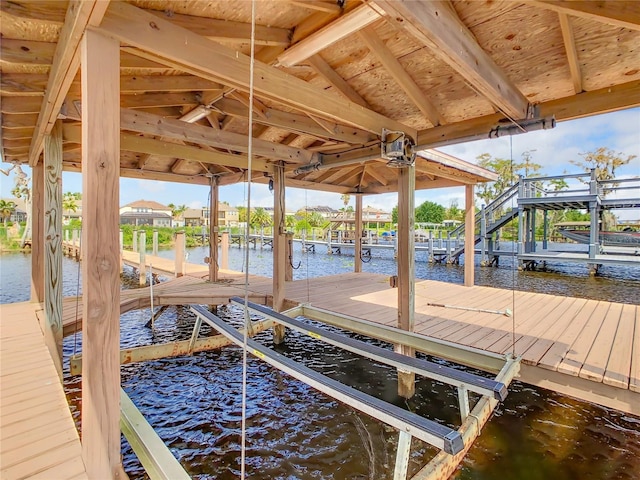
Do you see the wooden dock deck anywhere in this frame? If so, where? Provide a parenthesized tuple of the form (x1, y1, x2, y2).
(1, 302, 87, 480)
(69, 250, 640, 415)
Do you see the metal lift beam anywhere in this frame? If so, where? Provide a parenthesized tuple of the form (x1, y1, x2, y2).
(230, 297, 508, 401)
(190, 305, 464, 455)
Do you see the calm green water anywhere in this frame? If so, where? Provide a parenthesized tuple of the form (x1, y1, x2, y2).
(2, 246, 639, 479)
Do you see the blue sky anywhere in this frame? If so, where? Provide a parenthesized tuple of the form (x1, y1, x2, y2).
(2, 108, 639, 220)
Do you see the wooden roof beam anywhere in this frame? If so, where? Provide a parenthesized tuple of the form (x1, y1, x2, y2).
(373, 0, 530, 120)
(63, 124, 273, 173)
(277, 4, 383, 67)
(416, 80, 640, 150)
(358, 26, 445, 127)
(98, 2, 414, 137)
(28, 0, 110, 166)
(558, 13, 582, 94)
(528, 1, 640, 31)
(120, 108, 316, 164)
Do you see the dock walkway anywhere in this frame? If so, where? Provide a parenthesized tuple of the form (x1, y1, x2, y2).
(1, 302, 87, 480)
(70, 250, 640, 415)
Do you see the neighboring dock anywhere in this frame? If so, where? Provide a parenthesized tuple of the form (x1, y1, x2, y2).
(0, 302, 87, 480)
(65, 250, 639, 415)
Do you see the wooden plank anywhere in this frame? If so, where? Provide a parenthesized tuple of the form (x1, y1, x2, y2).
(80, 29, 121, 478)
(28, 0, 110, 165)
(44, 120, 64, 377)
(578, 302, 623, 383)
(373, 0, 529, 119)
(97, 2, 415, 137)
(358, 26, 444, 127)
(529, 0, 640, 31)
(556, 301, 611, 376)
(1, 441, 83, 480)
(603, 304, 636, 389)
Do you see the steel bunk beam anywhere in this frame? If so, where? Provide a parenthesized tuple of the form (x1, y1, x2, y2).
(230, 297, 508, 401)
(190, 305, 464, 455)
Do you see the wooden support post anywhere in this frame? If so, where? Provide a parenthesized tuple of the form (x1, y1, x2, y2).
(221, 231, 229, 270)
(43, 121, 64, 377)
(397, 165, 416, 398)
(119, 230, 124, 273)
(81, 29, 122, 479)
(72, 229, 78, 257)
(132, 229, 138, 252)
(175, 231, 185, 277)
(139, 231, 146, 286)
(355, 195, 363, 273)
(209, 177, 219, 282)
(272, 162, 286, 343)
(285, 232, 294, 281)
(152, 230, 158, 256)
(464, 184, 475, 287)
(30, 161, 44, 304)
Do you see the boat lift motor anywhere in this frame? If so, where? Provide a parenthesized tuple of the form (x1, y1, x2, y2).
(381, 128, 416, 168)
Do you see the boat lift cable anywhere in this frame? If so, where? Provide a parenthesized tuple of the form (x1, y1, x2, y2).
(510, 135, 516, 356)
(240, 1, 257, 476)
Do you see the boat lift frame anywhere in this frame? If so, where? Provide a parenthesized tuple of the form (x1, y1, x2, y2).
(190, 300, 520, 480)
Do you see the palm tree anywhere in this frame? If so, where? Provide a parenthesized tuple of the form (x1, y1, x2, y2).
(250, 207, 272, 230)
(168, 203, 188, 223)
(63, 192, 79, 220)
(340, 194, 351, 211)
(0, 199, 16, 228)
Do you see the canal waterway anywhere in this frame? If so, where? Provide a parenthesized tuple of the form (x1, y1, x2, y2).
(1, 246, 639, 479)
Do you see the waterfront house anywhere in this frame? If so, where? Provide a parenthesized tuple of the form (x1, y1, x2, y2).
(119, 200, 173, 227)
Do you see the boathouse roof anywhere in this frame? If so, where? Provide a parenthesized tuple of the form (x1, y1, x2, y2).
(1, 1, 638, 193)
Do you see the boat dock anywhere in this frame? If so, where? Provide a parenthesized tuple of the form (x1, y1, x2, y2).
(70, 251, 640, 415)
(1, 302, 87, 480)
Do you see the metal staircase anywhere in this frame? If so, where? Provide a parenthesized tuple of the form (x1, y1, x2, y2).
(448, 182, 520, 263)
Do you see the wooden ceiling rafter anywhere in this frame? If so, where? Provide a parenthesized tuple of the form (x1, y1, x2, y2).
(213, 98, 375, 144)
(306, 54, 370, 108)
(527, 1, 640, 31)
(358, 26, 445, 127)
(558, 13, 582, 94)
(277, 3, 382, 67)
(372, 0, 530, 120)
